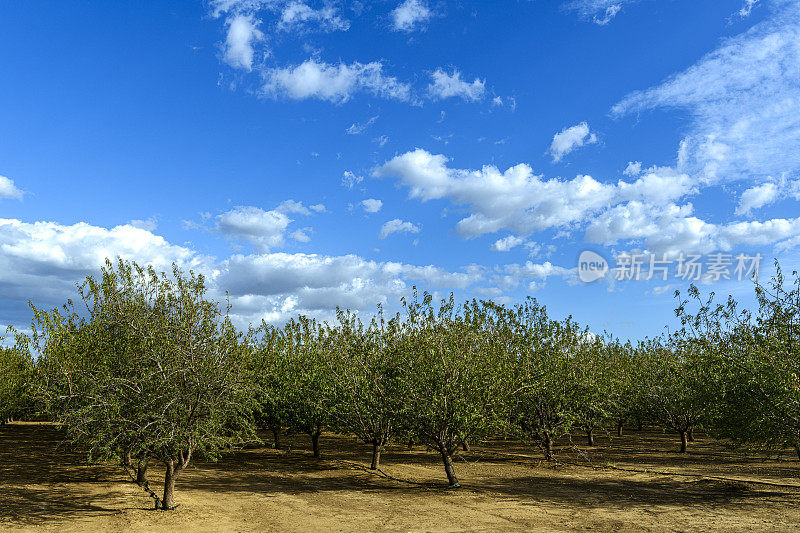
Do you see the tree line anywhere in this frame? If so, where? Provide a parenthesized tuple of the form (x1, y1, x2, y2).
(1, 258, 798, 509)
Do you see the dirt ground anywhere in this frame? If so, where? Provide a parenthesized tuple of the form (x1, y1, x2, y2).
(1, 423, 799, 532)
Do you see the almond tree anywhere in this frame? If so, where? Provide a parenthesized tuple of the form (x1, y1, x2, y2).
(501, 299, 582, 460)
(393, 293, 506, 488)
(322, 308, 401, 470)
(0, 333, 34, 424)
(676, 263, 800, 459)
(32, 258, 254, 510)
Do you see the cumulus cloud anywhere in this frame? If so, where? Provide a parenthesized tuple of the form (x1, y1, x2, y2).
(262, 59, 413, 103)
(222, 14, 264, 70)
(549, 122, 598, 162)
(491, 235, 525, 252)
(214, 200, 323, 251)
(379, 218, 421, 239)
(216, 206, 291, 251)
(0, 175, 23, 200)
(360, 198, 383, 213)
(428, 68, 486, 102)
(391, 0, 433, 32)
(736, 182, 779, 215)
(0, 218, 206, 325)
(585, 201, 800, 256)
(373, 149, 696, 239)
(0, 216, 503, 329)
(613, 1, 800, 183)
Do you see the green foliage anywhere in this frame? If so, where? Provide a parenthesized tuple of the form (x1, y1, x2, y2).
(676, 262, 800, 456)
(0, 333, 35, 422)
(30, 258, 255, 509)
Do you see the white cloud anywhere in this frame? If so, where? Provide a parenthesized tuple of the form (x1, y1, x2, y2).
(391, 0, 432, 32)
(222, 14, 264, 71)
(262, 59, 413, 103)
(585, 201, 800, 255)
(346, 115, 378, 135)
(623, 161, 642, 176)
(738, 0, 761, 18)
(361, 198, 383, 213)
(736, 182, 779, 215)
(129, 216, 158, 231)
(0, 216, 496, 329)
(0, 218, 206, 325)
(0, 175, 23, 200)
(428, 69, 486, 102)
(613, 2, 800, 183)
(289, 228, 312, 242)
(342, 170, 364, 189)
(373, 149, 695, 239)
(491, 235, 525, 252)
(379, 218, 420, 239)
(550, 122, 598, 162)
(216, 206, 292, 251)
(277, 2, 349, 32)
(566, 0, 635, 25)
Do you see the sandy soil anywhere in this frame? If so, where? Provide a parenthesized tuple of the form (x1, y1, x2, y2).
(1, 422, 799, 532)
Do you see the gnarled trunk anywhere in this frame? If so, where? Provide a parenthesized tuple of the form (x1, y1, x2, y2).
(370, 442, 382, 470)
(271, 426, 281, 450)
(461, 440, 470, 452)
(687, 427, 694, 442)
(617, 420, 624, 437)
(162, 461, 176, 510)
(543, 433, 554, 461)
(438, 445, 460, 488)
(586, 429, 594, 446)
(679, 430, 688, 453)
(136, 457, 149, 485)
(311, 431, 321, 458)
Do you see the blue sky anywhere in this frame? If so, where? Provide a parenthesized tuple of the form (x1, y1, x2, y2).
(1, 0, 799, 339)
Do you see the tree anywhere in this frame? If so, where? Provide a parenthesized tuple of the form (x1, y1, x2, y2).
(502, 299, 582, 461)
(640, 338, 707, 453)
(393, 293, 505, 488)
(323, 308, 401, 470)
(31, 258, 254, 510)
(0, 333, 34, 424)
(280, 317, 333, 459)
(676, 263, 800, 459)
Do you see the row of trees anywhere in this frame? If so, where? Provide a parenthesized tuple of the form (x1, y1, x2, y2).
(1, 258, 798, 509)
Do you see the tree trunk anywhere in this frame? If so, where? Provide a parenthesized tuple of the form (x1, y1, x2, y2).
(679, 430, 688, 453)
(407, 438, 414, 450)
(617, 420, 624, 437)
(586, 429, 594, 446)
(370, 442, 382, 470)
(311, 431, 321, 458)
(136, 457, 149, 485)
(543, 433, 554, 461)
(687, 427, 694, 442)
(461, 440, 470, 452)
(122, 450, 132, 468)
(162, 461, 176, 510)
(636, 418, 643, 430)
(439, 445, 460, 488)
(271, 426, 281, 450)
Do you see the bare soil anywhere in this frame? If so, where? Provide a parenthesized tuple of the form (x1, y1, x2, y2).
(1, 422, 799, 532)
